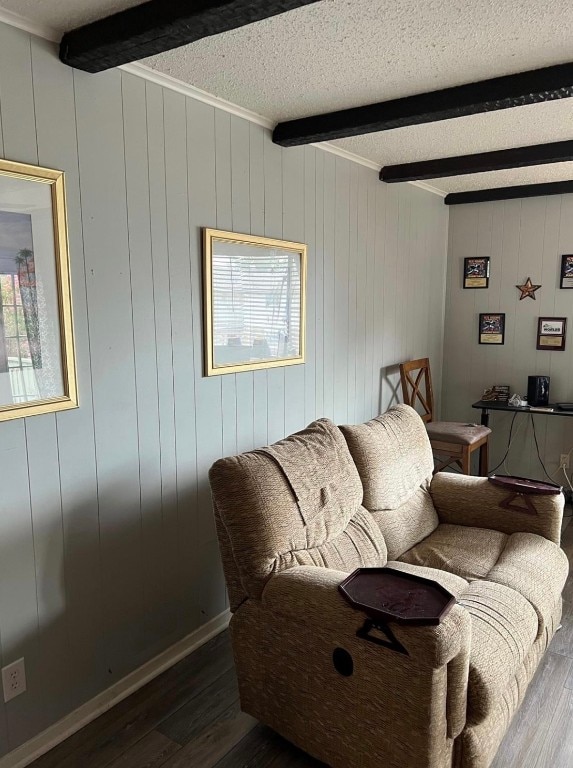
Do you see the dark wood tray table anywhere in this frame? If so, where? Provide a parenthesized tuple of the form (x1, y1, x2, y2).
(339, 567, 456, 626)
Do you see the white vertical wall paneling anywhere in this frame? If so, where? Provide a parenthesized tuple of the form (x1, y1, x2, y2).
(380, 186, 398, 409)
(35, 38, 104, 711)
(365, 171, 377, 418)
(542, 198, 567, 477)
(121, 72, 165, 657)
(282, 144, 305, 437)
(442, 204, 478, 424)
(0, 23, 450, 758)
(185, 97, 226, 619)
(431, 196, 449, 413)
(396, 187, 411, 378)
(263, 132, 285, 443)
(355, 168, 369, 422)
(163, 87, 197, 640)
(186, 99, 220, 550)
(0, 24, 45, 749)
(554, 197, 573, 483)
(333, 159, 350, 423)
(515, 199, 546, 477)
(215, 111, 237, 460)
(21, 36, 65, 726)
(373, 182, 386, 413)
(443, 196, 573, 480)
(164, 87, 200, 635)
(313, 150, 325, 419)
(303, 146, 317, 425)
(498, 201, 524, 473)
(231, 116, 254, 455)
(249, 123, 268, 449)
(146, 81, 181, 650)
(346, 164, 358, 425)
(322, 153, 335, 419)
(415, 189, 430, 379)
(73, 66, 145, 681)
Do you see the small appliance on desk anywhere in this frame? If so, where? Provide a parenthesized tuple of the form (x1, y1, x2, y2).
(527, 376, 550, 407)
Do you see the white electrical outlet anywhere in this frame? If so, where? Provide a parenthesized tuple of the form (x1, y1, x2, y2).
(560, 454, 570, 469)
(2, 658, 26, 703)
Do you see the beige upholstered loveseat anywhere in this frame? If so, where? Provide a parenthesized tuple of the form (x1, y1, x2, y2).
(209, 405, 568, 768)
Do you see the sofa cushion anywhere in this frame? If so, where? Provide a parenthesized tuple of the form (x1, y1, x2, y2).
(486, 532, 568, 638)
(339, 405, 434, 510)
(340, 405, 438, 558)
(371, 485, 440, 560)
(399, 524, 508, 580)
(209, 418, 387, 600)
(386, 560, 469, 597)
(459, 580, 538, 724)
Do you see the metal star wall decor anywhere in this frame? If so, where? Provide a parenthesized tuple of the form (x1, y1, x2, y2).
(516, 277, 541, 300)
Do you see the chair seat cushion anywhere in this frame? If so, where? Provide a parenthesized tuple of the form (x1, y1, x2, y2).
(459, 580, 538, 724)
(398, 523, 508, 580)
(426, 421, 491, 446)
(399, 525, 568, 641)
(486, 532, 569, 637)
(385, 560, 469, 597)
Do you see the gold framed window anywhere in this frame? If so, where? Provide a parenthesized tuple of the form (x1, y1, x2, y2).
(0, 159, 77, 421)
(203, 229, 306, 376)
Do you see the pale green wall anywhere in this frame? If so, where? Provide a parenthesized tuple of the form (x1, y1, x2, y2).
(0, 21, 449, 757)
(443, 197, 573, 480)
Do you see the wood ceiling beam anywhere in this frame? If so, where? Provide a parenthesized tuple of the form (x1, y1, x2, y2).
(381, 140, 573, 183)
(444, 180, 573, 205)
(273, 63, 573, 147)
(60, 0, 321, 73)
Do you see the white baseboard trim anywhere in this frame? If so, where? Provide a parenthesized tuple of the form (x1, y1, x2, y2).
(0, 610, 231, 768)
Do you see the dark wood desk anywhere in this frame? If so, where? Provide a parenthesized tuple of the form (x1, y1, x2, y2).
(472, 400, 573, 470)
(472, 400, 573, 428)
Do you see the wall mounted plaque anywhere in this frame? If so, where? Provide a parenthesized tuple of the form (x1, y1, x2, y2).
(479, 313, 505, 345)
(464, 257, 490, 288)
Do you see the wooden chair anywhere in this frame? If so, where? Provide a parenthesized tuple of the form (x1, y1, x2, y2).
(399, 357, 491, 475)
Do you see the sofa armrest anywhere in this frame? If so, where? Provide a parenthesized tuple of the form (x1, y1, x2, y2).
(430, 472, 564, 544)
(262, 566, 471, 741)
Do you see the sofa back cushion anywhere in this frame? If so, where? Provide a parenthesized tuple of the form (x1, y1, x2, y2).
(340, 405, 438, 559)
(209, 419, 387, 607)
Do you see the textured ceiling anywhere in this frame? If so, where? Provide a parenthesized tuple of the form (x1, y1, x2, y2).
(2, 0, 573, 193)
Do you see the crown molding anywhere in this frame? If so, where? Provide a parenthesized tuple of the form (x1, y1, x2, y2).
(0, 9, 444, 197)
(120, 62, 275, 129)
(0, 7, 59, 42)
(409, 180, 447, 197)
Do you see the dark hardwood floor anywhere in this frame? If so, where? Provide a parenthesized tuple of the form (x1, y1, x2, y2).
(31, 520, 573, 768)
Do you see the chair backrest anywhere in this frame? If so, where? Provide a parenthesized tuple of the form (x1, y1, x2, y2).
(399, 357, 435, 423)
(209, 419, 387, 610)
(339, 405, 439, 560)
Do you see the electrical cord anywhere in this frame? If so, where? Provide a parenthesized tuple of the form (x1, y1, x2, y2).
(488, 412, 518, 475)
(561, 465, 573, 493)
(530, 415, 555, 483)
(502, 415, 527, 475)
(529, 415, 572, 517)
(488, 413, 572, 518)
